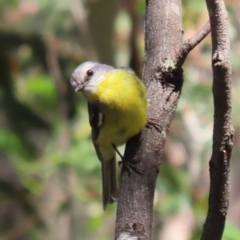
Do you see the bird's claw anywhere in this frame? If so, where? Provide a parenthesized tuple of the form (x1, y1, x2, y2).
(146, 118, 162, 132)
(118, 157, 144, 175)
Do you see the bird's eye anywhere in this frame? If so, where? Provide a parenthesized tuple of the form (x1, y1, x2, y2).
(86, 69, 94, 77)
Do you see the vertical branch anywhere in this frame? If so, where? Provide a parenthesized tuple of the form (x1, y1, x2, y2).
(115, 0, 213, 239)
(45, 36, 77, 239)
(115, 1, 183, 239)
(45, 36, 69, 125)
(201, 0, 234, 239)
(70, 0, 98, 61)
(120, 0, 142, 76)
(128, 0, 142, 77)
(88, 0, 117, 64)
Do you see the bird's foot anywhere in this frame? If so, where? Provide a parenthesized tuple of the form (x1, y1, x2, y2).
(118, 157, 144, 175)
(146, 118, 162, 132)
(112, 144, 144, 175)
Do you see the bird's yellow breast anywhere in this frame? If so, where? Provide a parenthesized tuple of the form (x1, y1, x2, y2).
(92, 69, 147, 146)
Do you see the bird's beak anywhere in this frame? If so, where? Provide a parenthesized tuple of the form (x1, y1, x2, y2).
(75, 84, 84, 92)
(70, 75, 85, 92)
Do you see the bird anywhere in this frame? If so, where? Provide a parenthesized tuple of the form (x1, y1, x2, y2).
(70, 61, 148, 210)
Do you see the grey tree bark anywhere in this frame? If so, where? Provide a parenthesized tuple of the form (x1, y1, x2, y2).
(115, 1, 183, 238)
(201, 0, 234, 239)
(115, 0, 232, 239)
(115, 1, 210, 240)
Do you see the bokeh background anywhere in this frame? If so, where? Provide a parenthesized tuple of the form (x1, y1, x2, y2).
(0, 0, 240, 239)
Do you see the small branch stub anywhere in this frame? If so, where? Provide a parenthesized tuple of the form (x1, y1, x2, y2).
(176, 21, 211, 67)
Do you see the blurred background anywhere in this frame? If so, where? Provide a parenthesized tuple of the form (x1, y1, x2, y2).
(0, 0, 240, 239)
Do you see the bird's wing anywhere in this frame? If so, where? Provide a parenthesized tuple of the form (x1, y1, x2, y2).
(88, 103, 102, 143)
(88, 102, 106, 162)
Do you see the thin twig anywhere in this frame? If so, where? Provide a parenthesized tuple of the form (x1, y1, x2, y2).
(176, 21, 211, 67)
(201, 0, 234, 239)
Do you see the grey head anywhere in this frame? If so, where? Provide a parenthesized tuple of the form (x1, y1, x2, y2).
(70, 61, 114, 94)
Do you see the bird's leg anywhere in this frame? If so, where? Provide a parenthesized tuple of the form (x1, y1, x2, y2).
(112, 144, 125, 168)
(112, 144, 143, 175)
(112, 144, 124, 159)
(146, 118, 162, 132)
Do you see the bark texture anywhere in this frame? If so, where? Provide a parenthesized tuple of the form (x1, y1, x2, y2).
(201, 0, 234, 239)
(115, 1, 183, 239)
(115, 1, 213, 239)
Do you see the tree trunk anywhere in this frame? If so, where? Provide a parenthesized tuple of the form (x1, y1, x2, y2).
(115, 1, 183, 239)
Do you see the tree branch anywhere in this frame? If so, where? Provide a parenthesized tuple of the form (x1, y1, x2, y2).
(115, 1, 183, 239)
(176, 21, 211, 67)
(201, 0, 234, 239)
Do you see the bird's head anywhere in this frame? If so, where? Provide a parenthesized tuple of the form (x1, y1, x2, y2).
(70, 61, 114, 99)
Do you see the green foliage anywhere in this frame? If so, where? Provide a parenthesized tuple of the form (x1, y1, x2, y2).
(0, 129, 27, 157)
(155, 163, 191, 215)
(16, 74, 57, 114)
(0, 0, 18, 12)
(182, 0, 207, 25)
(192, 221, 240, 240)
(223, 222, 240, 240)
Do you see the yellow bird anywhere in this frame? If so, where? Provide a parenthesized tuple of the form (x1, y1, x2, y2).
(70, 62, 148, 210)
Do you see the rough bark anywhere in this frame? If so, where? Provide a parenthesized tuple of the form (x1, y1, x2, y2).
(114, 0, 213, 239)
(115, 1, 183, 239)
(201, 0, 234, 239)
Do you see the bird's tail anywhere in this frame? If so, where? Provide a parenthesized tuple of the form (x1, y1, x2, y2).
(101, 155, 118, 210)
